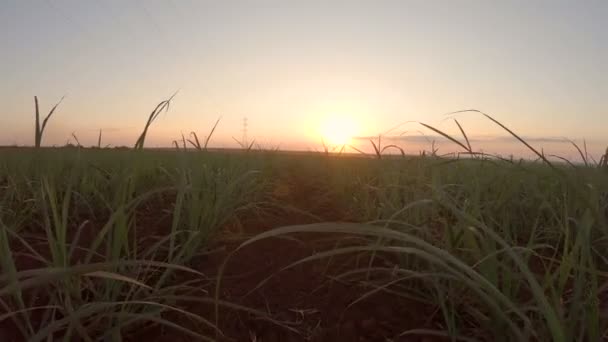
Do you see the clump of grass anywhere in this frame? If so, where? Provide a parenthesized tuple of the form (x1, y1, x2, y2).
(134, 92, 177, 150)
(232, 136, 256, 151)
(348, 135, 405, 159)
(419, 118, 473, 157)
(368, 135, 405, 159)
(188, 117, 221, 151)
(318, 138, 345, 156)
(0, 149, 266, 340)
(34, 96, 64, 148)
(188, 132, 202, 150)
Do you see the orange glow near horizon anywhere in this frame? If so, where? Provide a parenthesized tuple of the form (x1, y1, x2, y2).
(318, 114, 360, 146)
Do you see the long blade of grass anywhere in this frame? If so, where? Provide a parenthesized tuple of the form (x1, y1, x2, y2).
(83, 271, 152, 290)
(448, 110, 556, 169)
(419, 122, 470, 152)
(203, 117, 221, 150)
(40, 96, 65, 137)
(34, 96, 40, 147)
(453, 118, 472, 152)
(568, 139, 588, 167)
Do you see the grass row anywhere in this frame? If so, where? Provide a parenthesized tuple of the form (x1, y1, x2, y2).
(0, 147, 606, 340)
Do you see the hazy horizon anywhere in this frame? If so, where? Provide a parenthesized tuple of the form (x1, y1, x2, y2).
(1, 0, 607, 159)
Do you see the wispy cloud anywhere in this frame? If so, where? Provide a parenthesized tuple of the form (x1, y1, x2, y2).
(82, 127, 135, 133)
(353, 135, 583, 144)
(352, 135, 435, 143)
(477, 136, 567, 143)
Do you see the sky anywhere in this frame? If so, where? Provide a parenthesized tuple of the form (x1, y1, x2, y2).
(1, 0, 607, 158)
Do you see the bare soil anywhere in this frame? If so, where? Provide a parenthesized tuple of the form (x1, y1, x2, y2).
(1, 172, 446, 342)
(133, 173, 446, 341)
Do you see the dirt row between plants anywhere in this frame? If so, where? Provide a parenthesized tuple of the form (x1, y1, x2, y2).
(0, 171, 446, 341)
(131, 219, 443, 342)
(133, 174, 445, 341)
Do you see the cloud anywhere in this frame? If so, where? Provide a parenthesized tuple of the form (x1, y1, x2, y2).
(81, 127, 135, 133)
(353, 135, 435, 143)
(353, 135, 583, 144)
(478, 136, 567, 143)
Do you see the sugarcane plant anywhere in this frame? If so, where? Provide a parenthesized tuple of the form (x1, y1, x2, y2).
(134, 92, 178, 150)
(34, 96, 64, 148)
(188, 117, 221, 151)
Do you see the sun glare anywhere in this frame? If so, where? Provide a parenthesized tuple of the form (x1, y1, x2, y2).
(319, 115, 358, 146)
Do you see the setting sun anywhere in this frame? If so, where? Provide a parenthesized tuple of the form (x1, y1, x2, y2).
(319, 115, 359, 146)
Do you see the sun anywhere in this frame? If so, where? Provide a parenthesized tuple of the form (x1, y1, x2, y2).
(319, 115, 358, 146)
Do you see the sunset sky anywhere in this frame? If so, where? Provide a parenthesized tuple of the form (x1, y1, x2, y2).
(1, 0, 606, 158)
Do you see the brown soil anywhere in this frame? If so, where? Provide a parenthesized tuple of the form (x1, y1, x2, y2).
(129, 219, 444, 342)
(1, 173, 447, 342)
(130, 174, 445, 341)
(209, 230, 441, 342)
